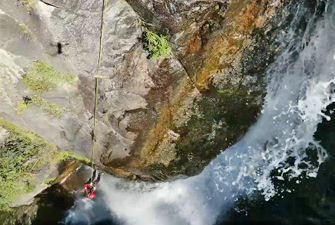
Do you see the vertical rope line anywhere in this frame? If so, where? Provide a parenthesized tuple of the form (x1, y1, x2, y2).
(91, 0, 106, 168)
(91, 77, 99, 168)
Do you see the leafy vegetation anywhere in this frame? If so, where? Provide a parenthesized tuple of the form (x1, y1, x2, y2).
(0, 119, 57, 210)
(22, 61, 76, 93)
(144, 31, 172, 60)
(17, 95, 65, 118)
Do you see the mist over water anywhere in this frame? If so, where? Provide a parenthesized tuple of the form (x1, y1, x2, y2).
(64, 1, 335, 225)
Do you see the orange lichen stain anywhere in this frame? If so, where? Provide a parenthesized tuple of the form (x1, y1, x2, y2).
(137, 78, 195, 167)
(195, 1, 265, 89)
(185, 33, 202, 55)
(236, 2, 261, 34)
(127, 76, 195, 169)
(255, 15, 266, 28)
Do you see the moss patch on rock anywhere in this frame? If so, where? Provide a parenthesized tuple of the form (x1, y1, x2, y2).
(22, 61, 76, 93)
(18, 0, 37, 12)
(44, 178, 58, 186)
(19, 23, 33, 40)
(18, 61, 76, 118)
(54, 151, 91, 165)
(0, 119, 58, 210)
(17, 95, 65, 118)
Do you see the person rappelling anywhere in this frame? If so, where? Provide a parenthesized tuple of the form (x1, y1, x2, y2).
(84, 169, 101, 200)
(82, 0, 107, 198)
(83, 77, 102, 200)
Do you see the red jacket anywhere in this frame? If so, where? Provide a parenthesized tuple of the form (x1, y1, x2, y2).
(84, 183, 97, 200)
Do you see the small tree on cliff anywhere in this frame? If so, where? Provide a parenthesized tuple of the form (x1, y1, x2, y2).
(142, 31, 172, 60)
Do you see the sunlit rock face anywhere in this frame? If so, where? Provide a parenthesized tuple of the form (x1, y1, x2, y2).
(0, 0, 291, 183)
(101, 0, 291, 179)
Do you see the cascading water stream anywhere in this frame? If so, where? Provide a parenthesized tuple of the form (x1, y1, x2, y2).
(64, 1, 335, 224)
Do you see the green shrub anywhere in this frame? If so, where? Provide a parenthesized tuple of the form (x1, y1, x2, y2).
(145, 31, 172, 60)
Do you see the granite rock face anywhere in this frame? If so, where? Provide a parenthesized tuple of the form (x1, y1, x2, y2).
(0, 0, 292, 182)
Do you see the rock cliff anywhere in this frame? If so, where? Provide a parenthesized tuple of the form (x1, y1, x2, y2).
(0, 0, 294, 213)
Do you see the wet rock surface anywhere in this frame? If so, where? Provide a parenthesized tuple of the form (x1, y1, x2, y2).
(0, 0, 294, 205)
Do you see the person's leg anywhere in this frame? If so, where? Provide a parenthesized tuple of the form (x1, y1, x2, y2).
(92, 169, 96, 180)
(85, 177, 92, 184)
(94, 172, 101, 184)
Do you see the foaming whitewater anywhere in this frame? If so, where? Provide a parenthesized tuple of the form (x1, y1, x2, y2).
(65, 1, 335, 225)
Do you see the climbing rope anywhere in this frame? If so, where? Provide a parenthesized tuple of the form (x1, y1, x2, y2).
(90, 77, 99, 168)
(90, 0, 106, 168)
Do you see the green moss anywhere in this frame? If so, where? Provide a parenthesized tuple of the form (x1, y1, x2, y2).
(26, 0, 35, 7)
(22, 61, 76, 93)
(145, 31, 172, 60)
(31, 96, 64, 117)
(0, 119, 57, 210)
(19, 23, 33, 40)
(18, 61, 75, 118)
(16, 95, 65, 118)
(55, 151, 91, 165)
(44, 178, 57, 186)
(19, 0, 37, 13)
(16, 101, 30, 114)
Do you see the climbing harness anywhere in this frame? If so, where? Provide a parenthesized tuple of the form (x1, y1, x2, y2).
(84, 169, 101, 200)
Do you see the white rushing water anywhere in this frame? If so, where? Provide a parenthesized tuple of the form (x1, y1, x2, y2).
(65, 1, 335, 225)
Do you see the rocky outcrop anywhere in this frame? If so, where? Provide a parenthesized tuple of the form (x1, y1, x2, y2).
(0, 0, 294, 186)
(95, 0, 292, 179)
